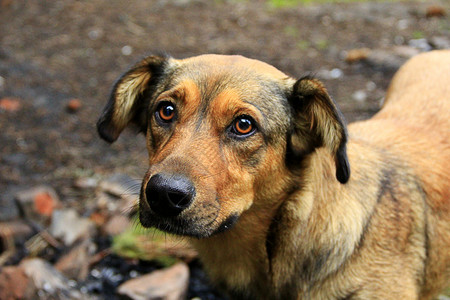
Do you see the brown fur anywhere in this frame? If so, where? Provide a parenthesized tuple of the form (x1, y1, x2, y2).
(97, 51, 450, 299)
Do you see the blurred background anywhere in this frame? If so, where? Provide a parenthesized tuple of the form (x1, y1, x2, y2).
(0, 0, 448, 299)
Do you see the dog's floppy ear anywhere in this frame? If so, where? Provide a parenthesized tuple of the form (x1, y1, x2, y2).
(288, 77, 350, 183)
(97, 55, 169, 143)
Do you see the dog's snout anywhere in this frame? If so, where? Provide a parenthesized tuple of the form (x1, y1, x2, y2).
(145, 174, 195, 217)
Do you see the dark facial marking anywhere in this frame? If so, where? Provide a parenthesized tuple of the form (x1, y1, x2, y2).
(213, 213, 239, 235)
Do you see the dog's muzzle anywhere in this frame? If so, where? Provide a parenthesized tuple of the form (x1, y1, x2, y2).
(145, 174, 195, 217)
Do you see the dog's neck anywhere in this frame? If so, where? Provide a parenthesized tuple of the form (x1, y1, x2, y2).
(269, 147, 375, 297)
(190, 196, 280, 297)
(190, 148, 359, 298)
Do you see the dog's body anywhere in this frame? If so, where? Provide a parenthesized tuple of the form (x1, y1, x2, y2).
(98, 50, 450, 299)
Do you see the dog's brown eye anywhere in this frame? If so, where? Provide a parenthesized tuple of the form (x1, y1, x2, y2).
(235, 118, 252, 134)
(231, 116, 256, 137)
(156, 102, 176, 123)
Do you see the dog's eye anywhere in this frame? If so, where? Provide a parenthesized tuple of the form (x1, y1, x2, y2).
(230, 116, 256, 137)
(156, 102, 176, 123)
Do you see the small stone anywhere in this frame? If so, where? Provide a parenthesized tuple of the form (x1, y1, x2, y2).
(55, 239, 95, 280)
(129, 270, 139, 278)
(329, 68, 343, 79)
(103, 214, 131, 236)
(117, 262, 190, 300)
(34, 192, 56, 217)
(429, 36, 450, 50)
(121, 45, 133, 56)
(49, 209, 96, 246)
(366, 81, 376, 92)
(352, 90, 367, 102)
(0, 189, 20, 221)
(345, 48, 371, 63)
(74, 177, 98, 189)
(66, 98, 82, 113)
(88, 28, 104, 40)
(426, 5, 446, 18)
(317, 68, 343, 80)
(408, 39, 432, 51)
(0, 266, 35, 300)
(15, 186, 61, 225)
(0, 76, 5, 91)
(0, 220, 33, 247)
(3, 153, 27, 166)
(0, 97, 21, 112)
(90, 211, 108, 227)
(21, 258, 83, 299)
(90, 268, 101, 279)
(364, 49, 408, 74)
(392, 46, 420, 58)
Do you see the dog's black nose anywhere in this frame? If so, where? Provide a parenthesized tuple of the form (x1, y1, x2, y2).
(145, 174, 195, 217)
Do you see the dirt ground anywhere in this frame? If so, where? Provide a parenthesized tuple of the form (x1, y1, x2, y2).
(0, 0, 448, 197)
(0, 1, 449, 297)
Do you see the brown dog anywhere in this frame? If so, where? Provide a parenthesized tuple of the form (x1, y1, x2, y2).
(97, 50, 450, 299)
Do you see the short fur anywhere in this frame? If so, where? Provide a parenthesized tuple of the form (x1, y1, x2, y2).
(98, 51, 450, 299)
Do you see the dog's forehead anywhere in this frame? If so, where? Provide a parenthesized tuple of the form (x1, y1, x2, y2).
(167, 54, 293, 107)
(176, 54, 289, 80)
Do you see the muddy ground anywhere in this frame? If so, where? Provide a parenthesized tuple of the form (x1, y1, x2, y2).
(0, 0, 449, 298)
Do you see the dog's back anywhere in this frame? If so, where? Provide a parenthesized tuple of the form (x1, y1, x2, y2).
(349, 50, 450, 299)
(378, 50, 450, 137)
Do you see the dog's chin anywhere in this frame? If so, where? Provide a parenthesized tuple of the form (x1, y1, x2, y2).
(139, 211, 239, 239)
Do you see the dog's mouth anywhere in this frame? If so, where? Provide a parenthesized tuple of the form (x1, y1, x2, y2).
(138, 172, 241, 238)
(139, 206, 239, 238)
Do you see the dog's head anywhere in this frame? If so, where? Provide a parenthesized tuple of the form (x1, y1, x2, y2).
(97, 54, 350, 238)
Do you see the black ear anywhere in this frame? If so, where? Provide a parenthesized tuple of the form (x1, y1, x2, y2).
(97, 55, 169, 143)
(288, 77, 350, 184)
